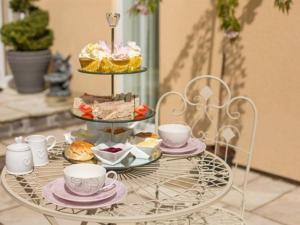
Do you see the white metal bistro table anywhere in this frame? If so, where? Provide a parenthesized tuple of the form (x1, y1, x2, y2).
(1, 143, 233, 225)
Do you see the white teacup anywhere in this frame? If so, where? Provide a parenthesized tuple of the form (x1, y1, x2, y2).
(23, 135, 56, 166)
(64, 164, 117, 196)
(6, 143, 33, 175)
(158, 124, 191, 148)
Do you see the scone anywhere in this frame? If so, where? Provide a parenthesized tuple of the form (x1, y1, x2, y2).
(65, 140, 94, 161)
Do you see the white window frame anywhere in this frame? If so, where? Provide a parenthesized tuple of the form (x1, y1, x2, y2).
(0, 0, 5, 81)
(0, 1, 14, 87)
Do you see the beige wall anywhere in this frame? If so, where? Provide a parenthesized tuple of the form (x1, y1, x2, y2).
(160, 0, 300, 181)
(37, 0, 114, 96)
(4, 0, 299, 180)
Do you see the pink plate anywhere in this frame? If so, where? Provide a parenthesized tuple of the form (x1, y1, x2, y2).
(51, 177, 117, 203)
(163, 143, 206, 157)
(43, 178, 127, 209)
(159, 138, 203, 154)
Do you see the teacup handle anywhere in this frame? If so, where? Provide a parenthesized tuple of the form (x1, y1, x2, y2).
(46, 136, 57, 151)
(103, 171, 118, 191)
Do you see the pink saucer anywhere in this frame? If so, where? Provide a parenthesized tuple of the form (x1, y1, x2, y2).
(43, 178, 127, 209)
(51, 177, 116, 203)
(159, 138, 203, 154)
(164, 142, 206, 157)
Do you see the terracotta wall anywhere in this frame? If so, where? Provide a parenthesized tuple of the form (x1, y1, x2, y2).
(160, 0, 300, 181)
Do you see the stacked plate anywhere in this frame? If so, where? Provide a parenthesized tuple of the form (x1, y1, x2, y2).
(159, 138, 206, 157)
(43, 177, 127, 209)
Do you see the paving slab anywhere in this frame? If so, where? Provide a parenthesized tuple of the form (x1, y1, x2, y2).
(255, 187, 300, 225)
(0, 206, 112, 225)
(244, 211, 283, 225)
(0, 86, 47, 97)
(0, 87, 46, 105)
(223, 205, 284, 225)
(0, 107, 28, 122)
(0, 185, 19, 212)
(0, 93, 22, 105)
(221, 176, 296, 211)
(232, 167, 261, 187)
(0, 206, 47, 225)
(5, 97, 70, 117)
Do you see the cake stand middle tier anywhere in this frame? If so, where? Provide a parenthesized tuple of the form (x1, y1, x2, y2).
(71, 108, 155, 124)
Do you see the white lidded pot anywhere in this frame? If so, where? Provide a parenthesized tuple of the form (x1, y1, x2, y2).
(5, 143, 34, 175)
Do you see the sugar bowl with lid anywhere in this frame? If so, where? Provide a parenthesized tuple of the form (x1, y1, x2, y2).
(5, 143, 34, 175)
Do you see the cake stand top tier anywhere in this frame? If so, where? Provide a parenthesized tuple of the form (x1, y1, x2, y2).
(77, 67, 147, 75)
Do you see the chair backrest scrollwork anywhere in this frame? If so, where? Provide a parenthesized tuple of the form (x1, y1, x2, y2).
(155, 75, 258, 217)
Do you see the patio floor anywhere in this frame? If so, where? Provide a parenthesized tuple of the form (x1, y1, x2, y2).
(0, 125, 299, 225)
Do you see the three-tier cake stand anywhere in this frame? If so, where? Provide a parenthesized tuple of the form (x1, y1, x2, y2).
(70, 13, 159, 170)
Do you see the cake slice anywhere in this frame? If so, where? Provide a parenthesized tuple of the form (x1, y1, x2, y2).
(73, 93, 140, 120)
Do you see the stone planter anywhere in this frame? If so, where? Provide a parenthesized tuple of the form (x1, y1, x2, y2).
(7, 50, 51, 94)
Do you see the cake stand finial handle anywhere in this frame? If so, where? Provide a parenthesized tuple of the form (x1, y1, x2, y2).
(106, 12, 120, 54)
(106, 13, 120, 97)
(106, 13, 120, 28)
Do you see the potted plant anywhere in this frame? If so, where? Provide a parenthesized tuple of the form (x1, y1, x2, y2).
(0, 0, 54, 93)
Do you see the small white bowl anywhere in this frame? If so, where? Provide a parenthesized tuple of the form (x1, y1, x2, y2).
(63, 164, 117, 196)
(92, 143, 132, 165)
(137, 146, 154, 156)
(158, 124, 191, 148)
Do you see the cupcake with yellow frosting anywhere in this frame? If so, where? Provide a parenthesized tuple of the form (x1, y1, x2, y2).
(79, 41, 142, 73)
(127, 41, 142, 71)
(79, 41, 110, 72)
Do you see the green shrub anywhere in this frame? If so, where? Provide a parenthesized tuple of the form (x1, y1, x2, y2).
(0, 0, 54, 51)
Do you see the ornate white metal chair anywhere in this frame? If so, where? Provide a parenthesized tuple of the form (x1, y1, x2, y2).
(153, 75, 258, 224)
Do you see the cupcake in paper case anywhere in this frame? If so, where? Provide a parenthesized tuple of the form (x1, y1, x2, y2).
(128, 56, 142, 71)
(127, 41, 142, 71)
(109, 46, 130, 73)
(79, 41, 142, 73)
(79, 41, 110, 72)
(79, 58, 94, 68)
(82, 60, 103, 72)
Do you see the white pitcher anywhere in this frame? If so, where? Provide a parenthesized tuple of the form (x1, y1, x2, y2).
(18, 135, 56, 166)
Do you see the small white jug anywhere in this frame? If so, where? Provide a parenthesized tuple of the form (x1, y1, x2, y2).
(17, 135, 56, 166)
(6, 143, 33, 175)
